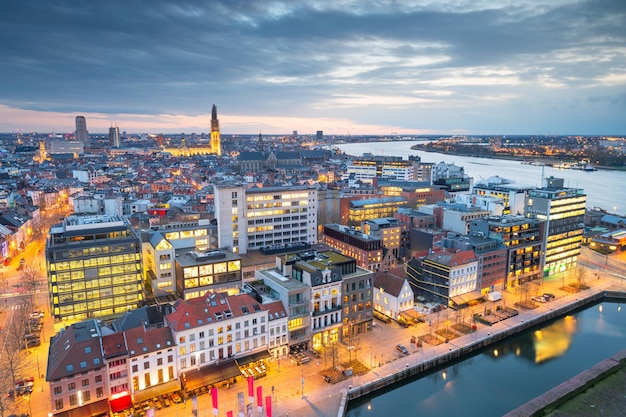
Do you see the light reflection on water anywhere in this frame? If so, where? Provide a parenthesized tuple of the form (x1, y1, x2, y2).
(346, 301, 626, 417)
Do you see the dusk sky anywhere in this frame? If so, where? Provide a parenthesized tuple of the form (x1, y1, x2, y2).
(1, 0, 625, 135)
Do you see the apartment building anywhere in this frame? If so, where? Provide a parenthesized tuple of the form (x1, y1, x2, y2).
(165, 291, 270, 390)
(322, 224, 383, 271)
(469, 215, 545, 288)
(45, 214, 143, 322)
(406, 250, 478, 307)
(47, 320, 109, 416)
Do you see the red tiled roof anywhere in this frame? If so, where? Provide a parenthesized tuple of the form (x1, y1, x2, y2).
(166, 291, 268, 332)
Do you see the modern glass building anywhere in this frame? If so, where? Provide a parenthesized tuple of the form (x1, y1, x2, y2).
(46, 215, 143, 322)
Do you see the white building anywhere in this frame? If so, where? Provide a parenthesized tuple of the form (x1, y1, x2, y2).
(373, 269, 414, 320)
(165, 291, 270, 374)
(214, 184, 318, 254)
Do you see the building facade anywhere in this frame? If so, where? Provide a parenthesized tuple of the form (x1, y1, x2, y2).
(214, 184, 318, 254)
(525, 177, 586, 277)
(45, 215, 144, 321)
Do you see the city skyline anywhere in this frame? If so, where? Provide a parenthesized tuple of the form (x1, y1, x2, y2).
(1, 0, 625, 135)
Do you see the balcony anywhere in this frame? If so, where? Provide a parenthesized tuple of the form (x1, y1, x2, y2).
(312, 304, 342, 317)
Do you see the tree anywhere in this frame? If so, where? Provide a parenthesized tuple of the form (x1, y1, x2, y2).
(21, 264, 43, 308)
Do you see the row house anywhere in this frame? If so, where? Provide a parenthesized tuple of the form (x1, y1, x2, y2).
(165, 291, 270, 392)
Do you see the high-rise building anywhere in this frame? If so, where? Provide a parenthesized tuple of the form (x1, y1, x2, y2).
(45, 214, 144, 322)
(214, 184, 318, 254)
(75, 115, 89, 147)
(109, 125, 121, 148)
(525, 176, 586, 277)
(210, 104, 222, 156)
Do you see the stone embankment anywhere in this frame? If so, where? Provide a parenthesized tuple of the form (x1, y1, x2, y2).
(338, 290, 626, 417)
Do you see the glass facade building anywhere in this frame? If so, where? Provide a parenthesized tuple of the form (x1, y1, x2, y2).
(46, 215, 143, 322)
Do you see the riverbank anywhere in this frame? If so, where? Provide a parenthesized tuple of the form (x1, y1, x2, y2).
(339, 284, 626, 417)
(408, 143, 626, 171)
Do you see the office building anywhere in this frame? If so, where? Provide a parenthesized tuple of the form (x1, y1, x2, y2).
(469, 215, 544, 288)
(525, 176, 586, 277)
(214, 184, 318, 254)
(109, 126, 121, 148)
(75, 115, 90, 147)
(45, 215, 144, 322)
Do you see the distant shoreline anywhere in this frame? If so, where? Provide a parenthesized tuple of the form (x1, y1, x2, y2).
(409, 143, 625, 171)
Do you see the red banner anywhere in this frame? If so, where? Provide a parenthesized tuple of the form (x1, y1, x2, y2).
(211, 386, 219, 414)
(257, 386, 263, 407)
(226, 412, 233, 417)
(247, 376, 254, 402)
(265, 396, 272, 417)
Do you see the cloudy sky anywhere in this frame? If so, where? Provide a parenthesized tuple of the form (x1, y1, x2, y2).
(1, 0, 625, 135)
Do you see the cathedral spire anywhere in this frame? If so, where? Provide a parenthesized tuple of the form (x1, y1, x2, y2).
(210, 104, 221, 156)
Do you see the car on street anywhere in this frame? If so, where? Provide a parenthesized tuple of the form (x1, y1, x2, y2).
(30, 311, 44, 320)
(171, 392, 182, 404)
(21, 338, 41, 349)
(396, 344, 409, 355)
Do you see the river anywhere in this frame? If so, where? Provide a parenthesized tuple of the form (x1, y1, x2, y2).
(346, 300, 626, 416)
(336, 141, 625, 214)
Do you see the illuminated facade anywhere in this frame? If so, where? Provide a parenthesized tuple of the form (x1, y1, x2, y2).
(46, 215, 143, 322)
(214, 184, 318, 254)
(525, 176, 586, 277)
(321, 224, 383, 271)
(346, 158, 414, 184)
(141, 220, 218, 297)
(165, 291, 269, 375)
(344, 196, 407, 226)
(210, 104, 222, 156)
(174, 249, 242, 300)
(273, 250, 373, 349)
(469, 215, 544, 288)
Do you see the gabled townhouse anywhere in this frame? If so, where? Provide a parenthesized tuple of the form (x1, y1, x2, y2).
(125, 324, 178, 404)
(47, 320, 109, 416)
(373, 268, 414, 321)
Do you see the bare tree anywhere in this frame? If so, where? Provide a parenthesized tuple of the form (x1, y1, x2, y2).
(21, 264, 43, 308)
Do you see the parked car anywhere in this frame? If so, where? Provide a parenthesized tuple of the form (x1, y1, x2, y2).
(21, 339, 40, 349)
(30, 311, 44, 320)
(171, 392, 182, 404)
(396, 344, 409, 355)
(162, 394, 171, 407)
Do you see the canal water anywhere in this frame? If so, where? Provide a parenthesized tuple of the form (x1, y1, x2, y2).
(346, 300, 626, 416)
(336, 141, 626, 214)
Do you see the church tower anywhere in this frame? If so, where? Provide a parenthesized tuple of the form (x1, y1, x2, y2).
(210, 104, 222, 156)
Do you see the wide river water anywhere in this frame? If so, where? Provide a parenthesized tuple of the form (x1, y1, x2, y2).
(346, 301, 626, 416)
(336, 141, 625, 214)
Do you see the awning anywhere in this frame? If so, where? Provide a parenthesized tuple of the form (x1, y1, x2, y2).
(451, 290, 484, 307)
(184, 361, 241, 392)
(235, 350, 272, 367)
(110, 395, 133, 413)
(53, 399, 109, 417)
(132, 379, 181, 404)
(399, 309, 422, 322)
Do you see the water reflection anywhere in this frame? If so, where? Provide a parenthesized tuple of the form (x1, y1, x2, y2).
(347, 302, 626, 417)
(488, 316, 578, 364)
